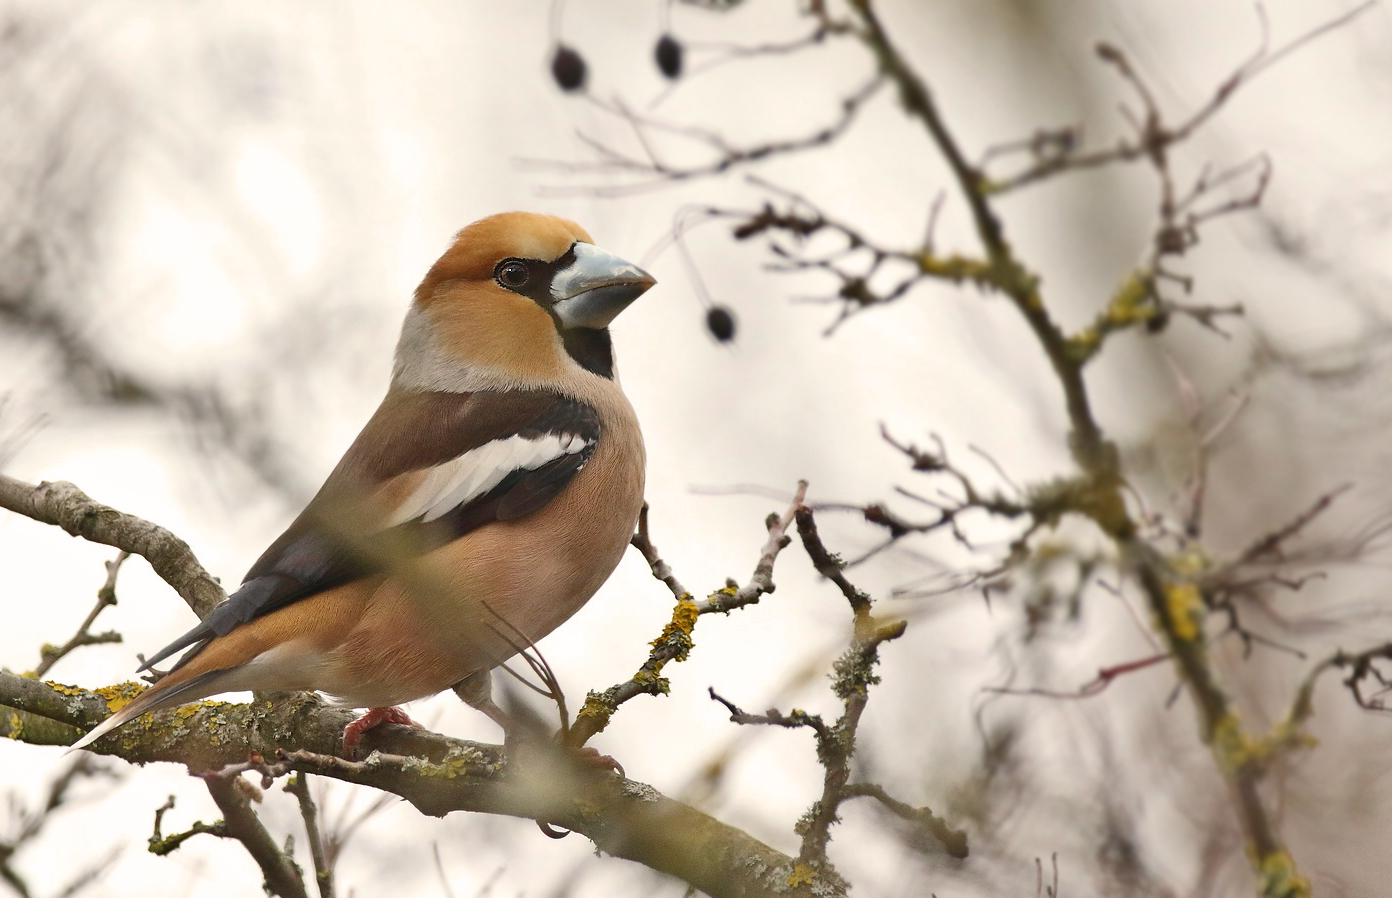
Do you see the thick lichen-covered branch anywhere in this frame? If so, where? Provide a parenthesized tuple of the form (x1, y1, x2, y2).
(833, 4, 1358, 894)
(0, 462, 848, 897)
(0, 671, 843, 898)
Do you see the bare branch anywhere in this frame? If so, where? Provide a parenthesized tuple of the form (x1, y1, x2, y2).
(1, 755, 117, 897)
(34, 550, 127, 678)
(286, 774, 334, 898)
(203, 773, 308, 898)
(147, 795, 230, 857)
(839, 782, 967, 859)
(710, 510, 920, 883)
(1294, 642, 1392, 718)
(568, 481, 809, 745)
(1234, 484, 1353, 564)
(629, 502, 690, 600)
(983, 4, 1375, 194)
(984, 653, 1171, 701)
(0, 473, 225, 618)
(529, 78, 885, 197)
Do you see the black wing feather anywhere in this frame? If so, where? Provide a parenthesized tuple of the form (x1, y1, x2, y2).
(140, 390, 601, 673)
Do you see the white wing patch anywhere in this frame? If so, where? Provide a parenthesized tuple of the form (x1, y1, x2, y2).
(387, 432, 591, 527)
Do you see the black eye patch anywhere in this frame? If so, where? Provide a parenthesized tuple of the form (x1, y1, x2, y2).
(492, 245, 578, 306)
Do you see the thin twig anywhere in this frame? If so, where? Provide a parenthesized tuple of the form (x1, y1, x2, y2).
(147, 794, 228, 856)
(286, 773, 334, 898)
(984, 653, 1171, 701)
(984, 3, 1375, 194)
(529, 78, 885, 197)
(568, 481, 808, 746)
(34, 550, 128, 678)
(203, 773, 308, 898)
(839, 782, 967, 859)
(630, 502, 690, 600)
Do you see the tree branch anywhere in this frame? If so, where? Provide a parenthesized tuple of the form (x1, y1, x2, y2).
(286, 773, 334, 898)
(0, 473, 224, 618)
(34, 550, 127, 678)
(0, 668, 845, 897)
(204, 773, 308, 898)
(569, 481, 808, 745)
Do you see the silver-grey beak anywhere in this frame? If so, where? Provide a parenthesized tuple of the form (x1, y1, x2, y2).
(550, 242, 655, 329)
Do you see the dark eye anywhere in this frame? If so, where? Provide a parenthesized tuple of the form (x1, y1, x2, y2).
(495, 260, 530, 289)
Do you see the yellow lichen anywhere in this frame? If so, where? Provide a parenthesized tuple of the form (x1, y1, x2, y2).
(1104, 271, 1153, 326)
(786, 863, 816, 888)
(576, 696, 614, 721)
(917, 252, 993, 287)
(7, 712, 22, 740)
(1067, 328, 1101, 361)
(93, 681, 145, 713)
(1262, 713, 1319, 757)
(668, 599, 698, 636)
(46, 682, 84, 696)
(1209, 711, 1261, 775)
(648, 598, 699, 663)
(1255, 848, 1311, 898)
(1164, 582, 1202, 643)
(630, 670, 670, 696)
(440, 757, 476, 779)
(1168, 548, 1210, 577)
(1219, 713, 1319, 777)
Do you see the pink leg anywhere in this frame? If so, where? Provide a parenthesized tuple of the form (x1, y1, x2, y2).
(342, 706, 422, 755)
(452, 673, 624, 777)
(572, 746, 625, 778)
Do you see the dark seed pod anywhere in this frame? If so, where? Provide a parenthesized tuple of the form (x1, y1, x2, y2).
(706, 305, 736, 342)
(551, 45, 586, 92)
(655, 34, 683, 79)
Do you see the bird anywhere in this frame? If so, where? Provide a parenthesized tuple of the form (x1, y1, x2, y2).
(70, 212, 652, 753)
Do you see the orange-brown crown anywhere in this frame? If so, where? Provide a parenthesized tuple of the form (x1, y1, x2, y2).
(414, 212, 593, 307)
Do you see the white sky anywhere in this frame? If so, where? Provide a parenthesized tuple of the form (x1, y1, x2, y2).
(2, 2, 1391, 896)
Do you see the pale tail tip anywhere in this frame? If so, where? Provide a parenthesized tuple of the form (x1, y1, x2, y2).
(65, 712, 126, 754)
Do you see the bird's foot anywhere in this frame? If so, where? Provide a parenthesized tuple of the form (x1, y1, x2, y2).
(499, 729, 625, 779)
(532, 745, 625, 840)
(342, 706, 423, 756)
(571, 745, 624, 778)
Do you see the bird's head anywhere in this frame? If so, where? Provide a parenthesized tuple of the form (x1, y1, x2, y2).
(395, 212, 655, 390)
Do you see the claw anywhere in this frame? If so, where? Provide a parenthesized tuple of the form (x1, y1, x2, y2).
(342, 706, 422, 756)
(572, 746, 624, 778)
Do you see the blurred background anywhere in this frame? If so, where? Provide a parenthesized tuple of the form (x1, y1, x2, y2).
(1, 1, 1390, 896)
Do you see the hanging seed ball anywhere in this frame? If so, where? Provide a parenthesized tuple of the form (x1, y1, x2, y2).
(655, 34, 683, 79)
(552, 45, 586, 92)
(706, 305, 736, 342)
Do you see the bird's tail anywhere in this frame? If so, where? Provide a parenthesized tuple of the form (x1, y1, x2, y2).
(67, 667, 229, 753)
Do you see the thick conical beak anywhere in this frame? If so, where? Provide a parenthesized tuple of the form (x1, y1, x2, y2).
(550, 242, 655, 329)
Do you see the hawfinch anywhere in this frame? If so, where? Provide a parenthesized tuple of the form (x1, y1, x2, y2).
(71, 212, 651, 752)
